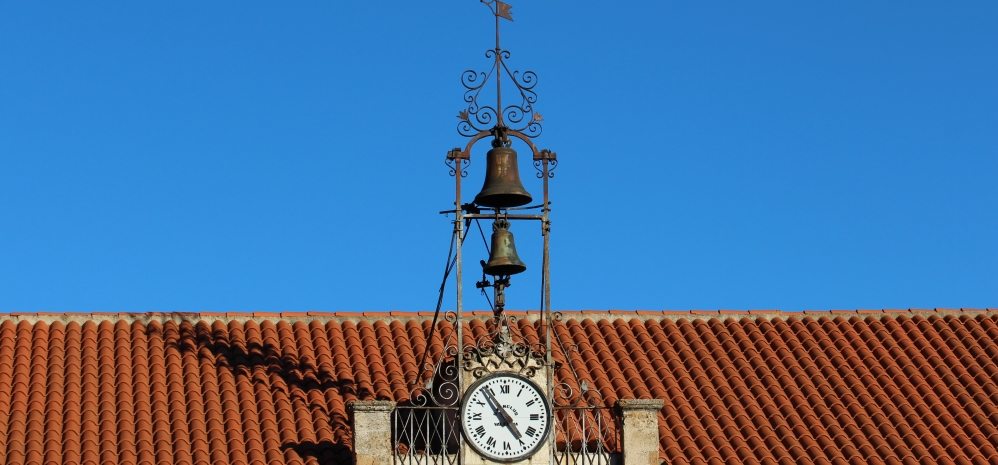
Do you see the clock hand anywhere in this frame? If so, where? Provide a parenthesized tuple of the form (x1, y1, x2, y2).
(482, 389, 523, 439)
(481, 389, 507, 420)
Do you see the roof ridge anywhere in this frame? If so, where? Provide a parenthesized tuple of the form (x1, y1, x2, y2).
(2, 308, 995, 324)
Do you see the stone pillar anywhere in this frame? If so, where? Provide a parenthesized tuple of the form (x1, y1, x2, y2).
(617, 399, 664, 465)
(349, 400, 396, 465)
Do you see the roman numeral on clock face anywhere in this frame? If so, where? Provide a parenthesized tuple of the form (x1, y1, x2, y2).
(475, 426, 486, 437)
(526, 426, 537, 437)
(500, 384, 510, 394)
(471, 412, 482, 420)
(530, 413, 539, 420)
(486, 437, 496, 447)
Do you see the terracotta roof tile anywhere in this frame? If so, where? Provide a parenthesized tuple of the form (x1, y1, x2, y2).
(0, 310, 996, 464)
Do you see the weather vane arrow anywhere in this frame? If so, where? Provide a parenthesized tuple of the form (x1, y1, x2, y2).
(482, 0, 514, 21)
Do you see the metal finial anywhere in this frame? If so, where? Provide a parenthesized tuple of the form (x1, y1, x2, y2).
(456, 0, 542, 141)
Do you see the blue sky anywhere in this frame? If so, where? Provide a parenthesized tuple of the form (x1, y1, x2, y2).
(0, 1, 995, 312)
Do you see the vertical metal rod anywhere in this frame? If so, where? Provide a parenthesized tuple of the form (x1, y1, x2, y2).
(542, 158, 551, 312)
(453, 160, 465, 465)
(426, 412, 431, 464)
(495, 11, 503, 127)
(542, 158, 554, 465)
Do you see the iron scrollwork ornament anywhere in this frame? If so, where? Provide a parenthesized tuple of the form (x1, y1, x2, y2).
(457, 53, 543, 139)
(550, 311, 604, 408)
(533, 158, 558, 179)
(456, 1, 543, 140)
(457, 69, 497, 136)
(406, 311, 463, 408)
(445, 157, 469, 178)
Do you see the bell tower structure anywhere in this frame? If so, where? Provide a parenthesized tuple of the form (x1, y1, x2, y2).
(442, 1, 559, 464)
(383, 3, 645, 465)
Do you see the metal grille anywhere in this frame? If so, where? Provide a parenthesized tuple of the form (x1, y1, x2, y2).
(553, 407, 620, 465)
(392, 406, 461, 465)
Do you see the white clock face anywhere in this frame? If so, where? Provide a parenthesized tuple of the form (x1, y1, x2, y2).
(460, 373, 551, 462)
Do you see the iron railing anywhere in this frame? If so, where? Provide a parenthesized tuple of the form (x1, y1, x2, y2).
(553, 407, 620, 465)
(393, 406, 461, 465)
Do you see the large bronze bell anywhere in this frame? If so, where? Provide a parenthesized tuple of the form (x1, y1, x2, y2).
(482, 220, 526, 276)
(474, 146, 532, 208)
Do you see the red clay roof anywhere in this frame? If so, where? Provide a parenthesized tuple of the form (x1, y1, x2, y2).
(1, 309, 996, 465)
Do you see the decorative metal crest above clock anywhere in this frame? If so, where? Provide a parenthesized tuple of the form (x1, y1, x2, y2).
(462, 314, 545, 380)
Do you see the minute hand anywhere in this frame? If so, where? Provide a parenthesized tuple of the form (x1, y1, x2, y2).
(482, 389, 522, 439)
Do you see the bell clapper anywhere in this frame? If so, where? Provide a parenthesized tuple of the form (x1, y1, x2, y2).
(477, 260, 511, 315)
(492, 276, 510, 315)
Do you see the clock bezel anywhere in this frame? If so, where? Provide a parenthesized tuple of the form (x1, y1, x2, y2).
(459, 372, 552, 462)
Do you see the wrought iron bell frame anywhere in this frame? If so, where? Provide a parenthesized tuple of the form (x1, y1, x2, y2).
(444, 127, 558, 344)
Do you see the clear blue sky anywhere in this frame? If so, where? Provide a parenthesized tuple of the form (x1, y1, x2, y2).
(1, 1, 995, 312)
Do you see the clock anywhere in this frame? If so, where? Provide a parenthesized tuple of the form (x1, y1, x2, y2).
(460, 372, 551, 462)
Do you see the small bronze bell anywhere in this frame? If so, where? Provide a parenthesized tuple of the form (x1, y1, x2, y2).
(482, 219, 527, 276)
(474, 145, 532, 208)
